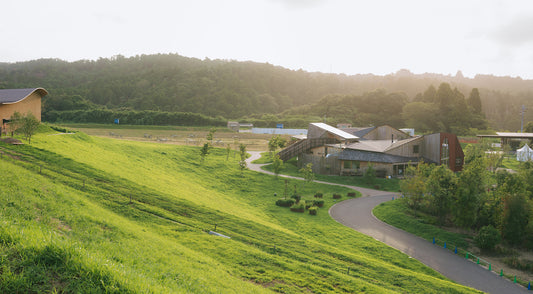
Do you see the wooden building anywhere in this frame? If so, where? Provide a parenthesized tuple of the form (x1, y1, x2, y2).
(279, 123, 464, 177)
(0, 88, 48, 134)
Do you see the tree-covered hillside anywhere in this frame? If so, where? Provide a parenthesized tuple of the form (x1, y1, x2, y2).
(1, 54, 532, 131)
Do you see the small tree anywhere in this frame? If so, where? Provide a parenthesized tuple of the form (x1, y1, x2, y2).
(364, 164, 376, 185)
(206, 127, 217, 144)
(199, 143, 210, 163)
(225, 143, 231, 161)
(239, 144, 247, 174)
(12, 112, 40, 144)
(272, 154, 283, 178)
(299, 163, 315, 185)
(474, 225, 501, 251)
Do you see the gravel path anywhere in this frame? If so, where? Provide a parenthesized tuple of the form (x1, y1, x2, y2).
(246, 151, 528, 293)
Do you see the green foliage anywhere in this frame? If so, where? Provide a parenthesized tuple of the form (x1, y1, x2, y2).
(289, 203, 305, 213)
(44, 109, 226, 126)
(308, 206, 318, 215)
(199, 142, 211, 162)
(313, 200, 325, 207)
(238, 143, 247, 173)
(501, 193, 530, 245)
(474, 225, 501, 251)
(373, 200, 470, 249)
(11, 112, 41, 144)
(426, 165, 457, 225)
(364, 164, 376, 185)
(402, 83, 488, 134)
(0, 129, 482, 293)
(275, 199, 295, 207)
(271, 154, 283, 177)
(299, 163, 315, 184)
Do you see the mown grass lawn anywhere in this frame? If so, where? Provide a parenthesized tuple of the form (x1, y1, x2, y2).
(0, 128, 477, 293)
(259, 153, 401, 192)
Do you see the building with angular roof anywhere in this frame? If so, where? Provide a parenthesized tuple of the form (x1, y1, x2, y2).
(0, 88, 48, 134)
(279, 123, 464, 177)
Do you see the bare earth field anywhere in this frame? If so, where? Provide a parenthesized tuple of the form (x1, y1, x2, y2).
(57, 123, 289, 151)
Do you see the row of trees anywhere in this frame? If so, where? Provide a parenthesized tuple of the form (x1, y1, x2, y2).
(401, 144, 533, 247)
(1, 55, 532, 130)
(285, 84, 489, 134)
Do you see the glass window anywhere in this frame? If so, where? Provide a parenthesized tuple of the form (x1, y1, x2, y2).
(413, 145, 419, 154)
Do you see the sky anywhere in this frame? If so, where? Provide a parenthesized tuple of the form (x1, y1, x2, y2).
(2, 0, 533, 79)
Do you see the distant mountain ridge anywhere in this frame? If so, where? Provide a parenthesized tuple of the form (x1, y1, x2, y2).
(0, 54, 532, 130)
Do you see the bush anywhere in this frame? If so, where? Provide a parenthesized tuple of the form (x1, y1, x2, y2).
(347, 192, 356, 197)
(290, 203, 305, 213)
(313, 200, 324, 207)
(275, 199, 295, 207)
(474, 225, 501, 251)
(290, 195, 302, 203)
(314, 193, 323, 198)
(309, 206, 318, 215)
(304, 200, 314, 209)
(333, 194, 341, 199)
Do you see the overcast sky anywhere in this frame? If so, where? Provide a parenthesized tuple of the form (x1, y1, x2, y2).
(2, 0, 533, 79)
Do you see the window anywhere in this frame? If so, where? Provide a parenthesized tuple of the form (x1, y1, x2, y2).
(343, 161, 352, 169)
(413, 145, 420, 154)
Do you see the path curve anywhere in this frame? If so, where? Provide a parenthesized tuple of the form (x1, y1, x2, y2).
(246, 151, 527, 294)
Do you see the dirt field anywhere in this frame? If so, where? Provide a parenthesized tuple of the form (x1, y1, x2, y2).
(57, 124, 291, 151)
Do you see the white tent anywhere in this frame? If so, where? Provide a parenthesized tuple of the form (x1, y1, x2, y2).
(517, 143, 533, 162)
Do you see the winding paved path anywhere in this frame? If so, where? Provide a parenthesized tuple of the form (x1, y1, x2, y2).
(246, 151, 528, 294)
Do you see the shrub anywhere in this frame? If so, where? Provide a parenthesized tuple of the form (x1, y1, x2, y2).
(347, 192, 356, 197)
(309, 206, 318, 215)
(314, 193, 323, 198)
(313, 200, 324, 207)
(290, 194, 302, 203)
(290, 203, 305, 213)
(304, 200, 314, 209)
(474, 225, 501, 251)
(333, 194, 341, 199)
(275, 199, 295, 207)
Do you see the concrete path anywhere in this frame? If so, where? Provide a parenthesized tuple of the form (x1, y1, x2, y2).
(246, 151, 528, 294)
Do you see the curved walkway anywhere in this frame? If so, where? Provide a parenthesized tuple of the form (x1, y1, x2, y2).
(246, 152, 527, 294)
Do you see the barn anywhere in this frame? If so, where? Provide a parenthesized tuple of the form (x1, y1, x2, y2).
(0, 88, 48, 134)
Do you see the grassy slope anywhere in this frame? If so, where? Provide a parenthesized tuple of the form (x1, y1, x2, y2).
(0, 131, 478, 293)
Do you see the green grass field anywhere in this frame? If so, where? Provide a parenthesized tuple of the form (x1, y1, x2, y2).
(0, 128, 478, 293)
(259, 153, 401, 192)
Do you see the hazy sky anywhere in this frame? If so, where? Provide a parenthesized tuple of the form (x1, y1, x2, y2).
(2, 0, 533, 79)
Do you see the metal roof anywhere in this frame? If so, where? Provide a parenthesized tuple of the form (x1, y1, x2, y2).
(0, 88, 48, 104)
(343, 136, 422, 153)
(310, 123, 359, 140)
(334, 149, 420, 164)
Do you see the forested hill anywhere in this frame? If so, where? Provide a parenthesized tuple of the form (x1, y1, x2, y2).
(1, 54, 533, 130)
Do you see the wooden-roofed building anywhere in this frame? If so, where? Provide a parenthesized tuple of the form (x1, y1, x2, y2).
(0, 88, 48, 134)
